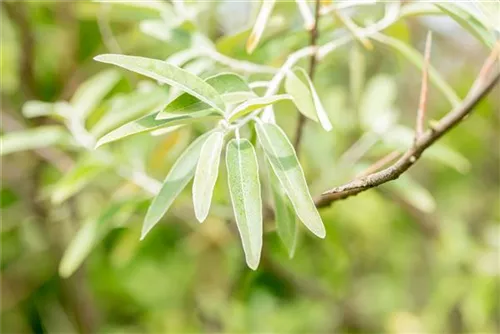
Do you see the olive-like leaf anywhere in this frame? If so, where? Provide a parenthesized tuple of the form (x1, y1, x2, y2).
(226, 139, 263, 269)
(95, 109, 220, 148)
(94, 54, 225, 113)
(142, 132, 212, 239)
(266, 160, 298, 258)
(192, 131, 224, 222)
(228, 94, 291, 122)
(285, 67, 332, 131)
(156, 73, 255, 120)
(255, 122, 326, 238)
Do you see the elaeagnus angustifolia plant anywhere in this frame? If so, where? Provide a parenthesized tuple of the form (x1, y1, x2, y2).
(5, 0, 498, 276)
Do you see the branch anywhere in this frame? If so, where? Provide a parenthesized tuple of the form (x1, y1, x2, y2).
(315, 68, 500, 208)
(293, 0, 321, 152)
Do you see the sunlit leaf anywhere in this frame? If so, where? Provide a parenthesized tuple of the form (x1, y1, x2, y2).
(226, 138, 262, 269)
(51, 155, 111, 205)
(472, 0, 500, 33)
(228, 94, 291, 122)
(266, 160, 298, 258)
(246, 0, 276, 54)
(156, 73, 255, 120)
(95, 109, 220, 148)
(374, 33, 461, 107)
(142, 132, 212, 239)
(193, 131, 224, 222)
(91, 87, 168, 137)
(436, 3, 496, 48)
(285, 67, 332, 131)
(255, 122, 325, 238)
(0, 126, 70, 156)
(70, 69, 121, 118)
(94, 54, 226, 113)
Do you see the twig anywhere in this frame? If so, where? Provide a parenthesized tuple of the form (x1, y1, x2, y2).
(415, 31, 432, 140)
(293, 0, 321, 153)
(355, 150, 401, 179)
(315, 68, 500, 208)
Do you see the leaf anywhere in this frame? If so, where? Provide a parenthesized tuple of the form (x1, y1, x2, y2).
(91, 87, 168, 137)
(374, 33, 461, 107)
(386, 175, 436, 213)
(51, 155, 110, 205)
(70, 69, 121, 118)
(94, 54, 226, 113)
(266, 160, 298, 258)
(359, 74, 398, 133)
(0, 126, 70, 156)
(156, 73, 255, 120)
(285, 67, 333, 131)
(226, 139, 263, 269)
(228, 94, 291, 122)
(22, 101, 69, 119)
(436, 3, 496, 48)
(142, 132, 212, 239)
(246, 0, 276, 54)
(192, 131, 224, 222)
(255, 122, 326, 238)
(59, 200, 138, 278)
(95, 109, 220, 148)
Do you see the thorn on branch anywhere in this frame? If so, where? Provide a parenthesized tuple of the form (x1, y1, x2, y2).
(415, 31, 433, 142)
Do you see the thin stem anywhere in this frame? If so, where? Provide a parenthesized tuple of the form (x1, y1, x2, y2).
(293, 0, 321, 153)
(415, 31, 433, 140)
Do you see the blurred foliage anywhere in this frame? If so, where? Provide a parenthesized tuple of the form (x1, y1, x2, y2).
(1, 1, 499, 333)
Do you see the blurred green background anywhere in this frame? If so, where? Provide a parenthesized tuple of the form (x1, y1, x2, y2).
(1, 1, 499, 333)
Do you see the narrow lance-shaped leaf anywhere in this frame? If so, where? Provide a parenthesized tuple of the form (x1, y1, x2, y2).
(94, 54, 226, 113)
(142, 132, 212, 239)
(70, 69, 121, 118)
(285, 67, 332, 131)
(95, 109, 221, 148)
(246, 0, 276, 54)
(0, 126, 70, 156)
(156, 73, 255, 120)
(91, 87, 168, 137)
(226, 139, 263, 269)
(228, 94, 291, 122)
(193, 131, 224, 222)
(436, 3, 496, 48)
(266, 159, 298, 258)
(256, 122, 326, 238)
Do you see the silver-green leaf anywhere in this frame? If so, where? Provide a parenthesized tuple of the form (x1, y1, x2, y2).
(192, 131, 224, 222)
(95, 109, 221, 148)
(256, 122, 326, 238)
(142, 132, 212, 239)
(285, 67, 332, 131)
(266, 160, 298, 258)
(227, 94, 291, 122)
(94, 54, 226, 113)
(226, 139, 263, 270)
